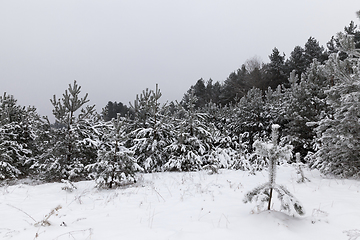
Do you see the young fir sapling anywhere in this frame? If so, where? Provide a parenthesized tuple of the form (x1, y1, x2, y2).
(86, 115, 140, 189)
(295, 152, 310, 183)
(243, 124, 305, 216)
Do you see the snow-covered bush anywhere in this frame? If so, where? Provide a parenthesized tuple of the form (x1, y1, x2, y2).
(89, 147, 138, 189)
(206, 147, 238, 170)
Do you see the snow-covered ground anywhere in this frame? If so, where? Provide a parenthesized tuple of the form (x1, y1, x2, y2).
(1, 165, 360, 240)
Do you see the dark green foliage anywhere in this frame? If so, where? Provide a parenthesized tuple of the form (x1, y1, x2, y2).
(263, 48, 289, 90)
(304, 37, 328, 65)
(102, 101, 131, 121)
(236, 88, 269, 152)
(344, 21, 360, 49)
(327, 21, 360, 60)
(127, 84, 175, 172)
(182, 78, 224, 109)
(286, 46, 307, 77)
(220, 67, 249, 105)
(0, 122, 26, 180)
(282, 63, 330, 157)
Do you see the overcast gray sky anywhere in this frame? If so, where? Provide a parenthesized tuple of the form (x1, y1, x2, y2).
(1, 0, 359, 121)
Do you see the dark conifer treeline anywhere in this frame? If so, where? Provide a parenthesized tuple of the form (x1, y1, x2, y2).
(182, 36, 330, 109)
(102, 101, 132, 121)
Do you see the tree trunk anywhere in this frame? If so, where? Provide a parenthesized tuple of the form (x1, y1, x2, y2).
(268, 187, 273, 210)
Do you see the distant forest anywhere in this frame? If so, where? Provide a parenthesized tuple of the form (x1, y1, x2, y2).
(103, 21, 360, 121)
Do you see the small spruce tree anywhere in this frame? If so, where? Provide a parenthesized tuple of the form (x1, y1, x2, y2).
(295, 152, 310, 183)
(86, 115, 140, 188)
(243, 124, 305, 216)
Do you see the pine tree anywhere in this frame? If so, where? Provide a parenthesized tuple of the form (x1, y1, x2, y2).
(287, 46, 307, 77)
(0, 122, 26, 180)
(199, 102, 244, 171)
(304, 37, 328, 65)
(236, 87, 269, 153)
(86, 115, 140, 188)
(264, 48, 288, 89)
(282, 63, 330, 157)
(308, 32, 360, 177)
(164, 90, 213, 171)
(0, 93, 37, 180)
(127, 84, 173, 171)
(102, 101, 131, 121)
(219, 66, 249, 105)
(35, 81, 99, 181)
(243, 124, 304, 216)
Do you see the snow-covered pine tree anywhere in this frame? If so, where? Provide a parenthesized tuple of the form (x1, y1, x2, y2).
(200, 102, 246, 171)
(127, 84, 173, 171)
(86, 115, 140, 188)
(243, 124, 305, 216)
(282, 62, 330, 158)
(17, 105, 52, 178)
(0, 122, 26, 180)
(0, 93, 37, 180)
(308, 30, 360, 177)
(35, 81, 99, 181)
(264, 84, 289, 128)
(164, 90, 213, 171)
(236, 87, 269, 153)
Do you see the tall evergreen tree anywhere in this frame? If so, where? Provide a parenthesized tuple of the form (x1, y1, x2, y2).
(282, 62, 330, 158)
(35, 81, 99, 181)
(286, 46, 307, 77)
(344, 21, 360, 49)
(164, 90, 213, 171)
(264, 48, 288, 89)
(308, 32, 360, 177)
(304, 37, 328, 66)
(102, 101, 131, 121)
(328, 21, 360, 60)
(235, 87, 269, 152)
(128, 84, 173, 171)
(193, 79, 207, 108)
(219, 66, 249, 105)
(0, 93, 49, 180)
(0, 94, 25, 180)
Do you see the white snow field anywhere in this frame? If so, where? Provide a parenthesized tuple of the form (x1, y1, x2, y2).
(1, 165, 360, 240)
